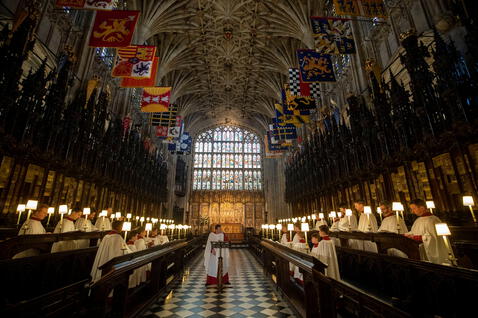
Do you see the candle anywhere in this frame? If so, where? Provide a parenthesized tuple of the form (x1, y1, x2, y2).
(345, 209, 353, 231)
(16, 204, 26, 225)
(126, 213, 132, 220)
(58, 205, 68, 233)
(364, 206, 372, 231)
(269, 224, 275, 240)
(145, 223, 152, 237)
(47, 207, 54, 227)
(122, 221, 131, 240)
(287, 223, 293, 242)
(426, 201, 435, 214)
(276, 224, 282, 240)
(377, 207, 382, 221)
(301, 223, 309, 248)
(435, 223, 456, 266)
(462, 196, 477, 223)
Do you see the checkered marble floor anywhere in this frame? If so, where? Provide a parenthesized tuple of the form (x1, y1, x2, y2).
(143, 249, 297, 318)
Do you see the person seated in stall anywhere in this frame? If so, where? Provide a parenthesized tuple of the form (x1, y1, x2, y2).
(292, 224, 302, 243)
(51, 208, 82, 253)
(310, 227, 340, 280)
(90, 220, 131, 283)
(95, 207, 112, 231)
(377, 201, 409, 257)
(280, 226, 290, 244)
(330, 203, 358, 247)
(134, 227, 149, 283)
(75, 210, 97, 249)
(126, 233, 141, 288)
(145, 227, 158, 247)
(350, 199, 378, 252)
(405, 199, 448, 264)
(13, 204, 48, 259)
(292, 231, 307, 284)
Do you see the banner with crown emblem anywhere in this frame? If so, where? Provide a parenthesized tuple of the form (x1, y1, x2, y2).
(89, 10, 139, 47)
(141, 87, 171, 113)
(112, 45, 156, 78)
(56, 0, 115, 9)
(120, 57, 159, 87)
(297, 49, 336, 82)
(311, 17, 355, 54)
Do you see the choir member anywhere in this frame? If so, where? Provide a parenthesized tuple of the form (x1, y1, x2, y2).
(75, 210, 97, 249)
(377, 201, 409, 257)
(351, 200, 378, 252)
(292, 224, 301, 243)
(204, 224, 230, 285)
(90, 220, 131, 283)
(13, 204, 48, 259)
(95, 207, 113, 231)
(51, 208, 82, 253)
(134, 228, 149, 283)
(310, 227, 340, 280)
(292, 231, 306, 284)
(280, 226, 290, 244)
(331, 203, 358, 232)
(405, 199, 448, 264)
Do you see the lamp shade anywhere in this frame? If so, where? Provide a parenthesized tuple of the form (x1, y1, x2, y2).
(99, 210, 107, 217)
(145, 223, 153, 231)
(83, 208, 91, 215)
(111, 214, 116, 219)
(287, 224, 294, 231)
(122, 222, 131, 231)
(47, 207, 55, 214)
(435, 223, 451, 236)
(330, 211, 337, 218)
(276, 224, 282, 230)
(160, 224, 167, 230)
(364, 206, 372, 214)
(392, 202, 404, 211)
(301, 223, 309, 232)
(115, 212, 121, 218)
(59, 205, 68, 214)
(126, 213, 132, 219)
(168, 224, 175, 229)
(26, 200, 38, 210)
(268, 224, 275, 230)
(345, 209, 353, 216)
(17, 204, 26, 212)
(426, 201, 435, 209)
(301, 217, 306, 222)
(319, 213, 324, 219)
(311, 214, 317, 220)
(140, 217, 145, 222)
(377, 207, 382, 214)
(337, 212, 342, 218)
(463, 196, 474, 206)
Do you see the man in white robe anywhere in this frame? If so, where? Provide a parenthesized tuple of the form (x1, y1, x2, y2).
(134, 228, 149, 283)
(377, 201, 408, 257)
(405, 199, 448, 264)
(280, 227, 290, 244)
(95, 207, 113, 231)
(51, 208, 82, 253)
(204, 224, 230, 285)
(91, 220, 131, 283)
(311, 226, 340, 280)
(351, 200, 378, 252)
(13, 204, 48, 259)
(75, 211, 97, 249)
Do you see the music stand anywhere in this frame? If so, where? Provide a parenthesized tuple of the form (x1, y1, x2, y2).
(211, 241, 231, 291)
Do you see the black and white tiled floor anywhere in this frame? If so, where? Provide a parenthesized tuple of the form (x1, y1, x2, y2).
(143, 249, 297, 317)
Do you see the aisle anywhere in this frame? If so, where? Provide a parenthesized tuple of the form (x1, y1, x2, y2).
(143, 249, 297, 318)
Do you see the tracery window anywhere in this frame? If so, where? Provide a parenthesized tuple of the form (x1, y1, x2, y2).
(193, 126, 262, 190)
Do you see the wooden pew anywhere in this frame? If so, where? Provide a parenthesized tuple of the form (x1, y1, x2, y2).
(0, 237, 203, 318)
(250, 237, 410, 318)
(327, 231, 421, 260)
(89, 237, 203, 318)
(0, 230, 110, 259)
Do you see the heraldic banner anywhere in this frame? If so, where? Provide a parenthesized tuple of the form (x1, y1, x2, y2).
(141, 87, 171, 113)
(297, 49, 336, 82)
(89, 10, 140, 47)
(112, 45, 156, 78)
(120, 57, 159, 87)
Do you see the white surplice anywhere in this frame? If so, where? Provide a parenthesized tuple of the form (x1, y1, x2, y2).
(13, 218, 46, 259)
(75, 217, 96, 249)
(126, 243, 140, 288)
(51, 218, 79, 253)
(91, 232, 131, 283)
(378, 215, 409, 257)
(204, 232, 229, 284)
(95, 217, 112, 231)
(349, 213, 379, 252)
(311, 238, 340, 280)
(407, 215, 449, 264)
(281, 233, 289, 244)
(134, 237, 149, 283)
(314, 219, 328, 230)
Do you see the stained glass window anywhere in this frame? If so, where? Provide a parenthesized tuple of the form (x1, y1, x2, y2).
(193, 126, 262, 190)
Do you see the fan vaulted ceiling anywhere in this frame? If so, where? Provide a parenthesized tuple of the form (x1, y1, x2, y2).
(130, 0, 325, 135)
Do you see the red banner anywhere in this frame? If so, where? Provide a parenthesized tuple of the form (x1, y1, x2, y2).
(89, 10, 139, 47)
(141, 87, 171, 113)
(55, 0, 114, 10)
(112, 45, 156, 78)
(120, 57, 159, 88)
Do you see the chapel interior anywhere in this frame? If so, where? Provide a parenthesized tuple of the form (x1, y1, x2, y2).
(0, 0, 477, 317)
